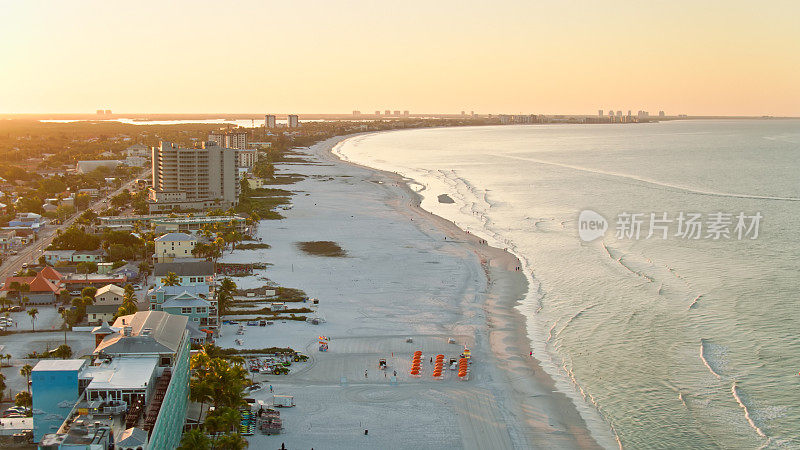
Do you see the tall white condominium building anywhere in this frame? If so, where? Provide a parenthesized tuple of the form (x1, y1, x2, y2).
(208, 131, 248, 149)
(265, 114, 277, 128)
(149, 141, 239, 212)
(237, 149, 258, 168)
(287, 115, 299, 128)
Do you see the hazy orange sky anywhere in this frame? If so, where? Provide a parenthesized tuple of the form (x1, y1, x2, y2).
(1, 0, 799, 116)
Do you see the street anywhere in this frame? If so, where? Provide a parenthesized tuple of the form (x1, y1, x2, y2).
(0, 170, 149, 281)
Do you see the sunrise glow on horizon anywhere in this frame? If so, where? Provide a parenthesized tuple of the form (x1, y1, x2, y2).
(1, 0, 799, 116)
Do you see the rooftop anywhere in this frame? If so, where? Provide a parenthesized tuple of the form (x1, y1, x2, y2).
(33, 359, 87, 372)
(84, 356, 159, 391)
(162, 291, 210, 308)
(155, 232, 196, 242)
(95, 284, 125, 297)
(96, 311, 188, 355)
(154, 261, 214, 277)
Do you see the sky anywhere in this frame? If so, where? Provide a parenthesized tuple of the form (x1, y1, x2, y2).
(1, 0, 799, 116)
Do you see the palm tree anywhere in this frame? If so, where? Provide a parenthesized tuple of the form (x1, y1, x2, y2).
(162, 272, 181, 287)
(0, 373, 6, 402)
(216, 278, 236, 316)
(215, 432, 248, 449)
(178, 428, 210, 450)
(20, 364, 33, 394)
(138, 261, 151, 285)
(19, 283, 30, 299)
(20, 296, 29, 310)
(28, 308, 38, 331)
(189, 379, 214, 423)
(216, 407, 242, 434)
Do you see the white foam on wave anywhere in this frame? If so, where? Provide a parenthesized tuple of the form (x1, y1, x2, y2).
(731, 381, 770, 442)
(699, 339, 723, 379)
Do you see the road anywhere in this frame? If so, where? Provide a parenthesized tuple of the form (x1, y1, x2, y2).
(0, 170, 150, 281)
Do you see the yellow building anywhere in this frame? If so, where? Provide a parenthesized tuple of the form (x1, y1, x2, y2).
(154, 232, 197, 263)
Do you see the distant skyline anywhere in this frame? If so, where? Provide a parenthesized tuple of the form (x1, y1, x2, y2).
(1, 0, 799, 116)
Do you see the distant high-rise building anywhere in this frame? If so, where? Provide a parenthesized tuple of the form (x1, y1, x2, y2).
(627, 110, 632, 117)
(352, 110, 361, 116)
(384, 110, 391, 116)
(403, 110, 409, 117)
(470, 111, 474, 117)
(393, 110, 400, 116)
(461, 111, 466, 116)
(104, 110, 112, 115)
(616, 111, 622, 117)
(96, 109, 104, 115)
(659, 111, 665, 117)
(608, 110, 614, 118)
(374, 110, 381, 116)
(287, 114, 299, 128)
(208, 131, 247, 150)
(598, 109, 603, 117)
(265, 114, 276, 128)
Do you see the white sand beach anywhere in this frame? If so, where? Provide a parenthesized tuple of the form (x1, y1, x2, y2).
(217, 135, 602, 449)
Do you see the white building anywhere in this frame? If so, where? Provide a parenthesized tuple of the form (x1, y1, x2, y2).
(265, 114, 277, 128)
(208, 131, 248, 150)
(287, 115, 299, 128)
(76, 160, 120, 174)
(237, 148, 258, 168)
(149, 141, 239, 212)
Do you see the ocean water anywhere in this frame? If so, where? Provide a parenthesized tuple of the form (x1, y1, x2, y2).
(334, 120, 800, 449)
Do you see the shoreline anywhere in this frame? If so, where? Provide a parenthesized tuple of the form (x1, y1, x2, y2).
(318, 133, 603, 448)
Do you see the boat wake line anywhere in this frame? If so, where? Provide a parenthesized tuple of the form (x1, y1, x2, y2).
(489, 153, 800, 202)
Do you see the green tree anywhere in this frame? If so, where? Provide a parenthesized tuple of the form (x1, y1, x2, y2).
(7, 281, 20, 299)
(81, 286, 98, 299)
(50, 226, 100, 251)
(20, 364, 33, 394)
(75, 193, 91, 210)
(189, 378, 214, 423)
(215, 432, 249, 450)
(162, 272, 181, 287)
(27, 308, 38, 331)
(14, 391, 32, 409)
(138, 261, 151, 285)
(53, 344, 72, 359)
(177, 429, 210, 450)
(76, 209, 98, 225)
(216, 278, 236, 315)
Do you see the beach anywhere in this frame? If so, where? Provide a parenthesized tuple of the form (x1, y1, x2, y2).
(218, 134, 603, 449)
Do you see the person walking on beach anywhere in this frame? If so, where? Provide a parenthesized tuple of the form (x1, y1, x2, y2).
(269, 385, 273, 393)
(365, 369, 368, 378)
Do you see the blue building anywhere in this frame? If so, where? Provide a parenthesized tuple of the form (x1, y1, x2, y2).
(148, 284, 217, 328)
(32, 359, 88, 443)
(35, 311, 190, 449)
